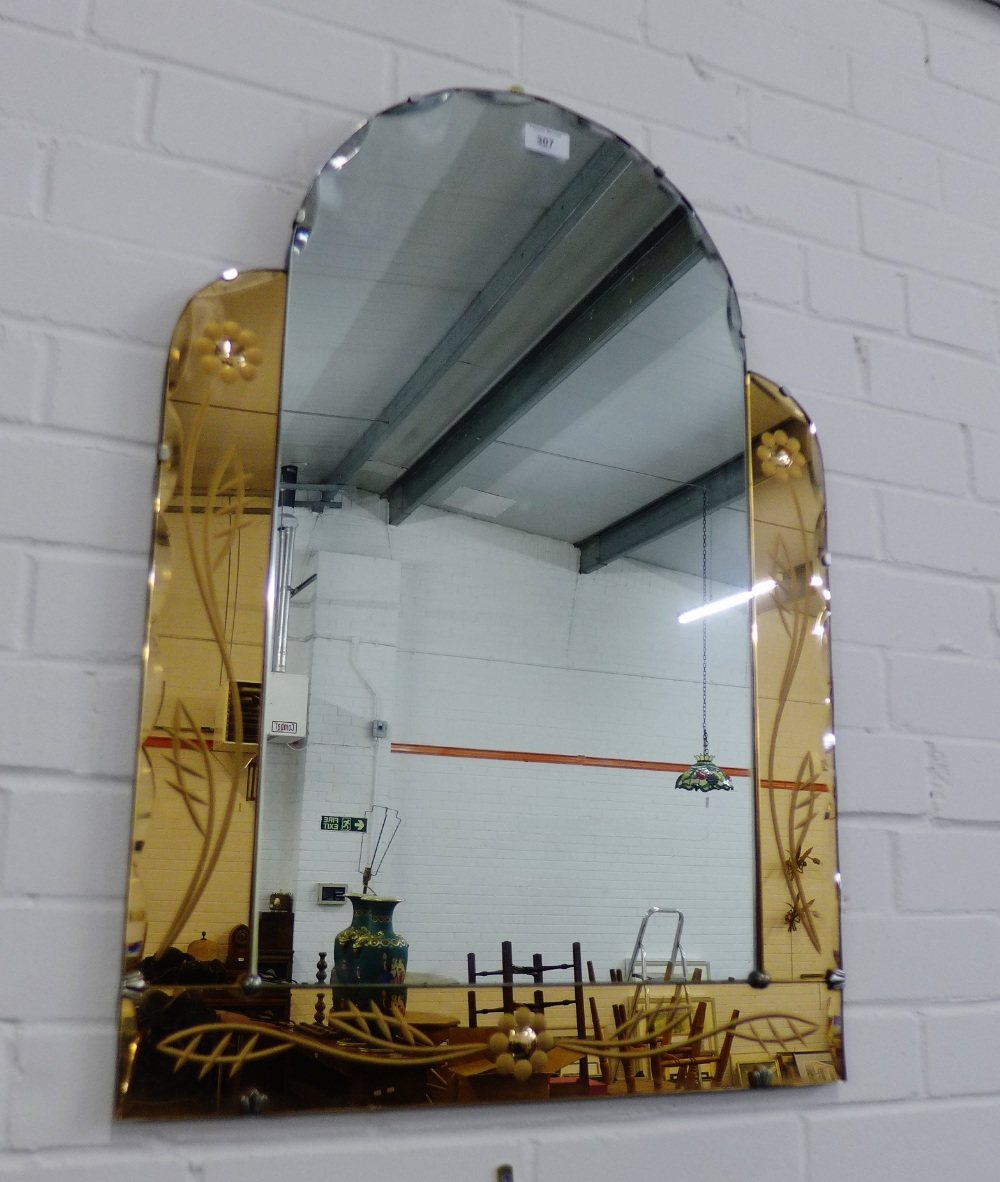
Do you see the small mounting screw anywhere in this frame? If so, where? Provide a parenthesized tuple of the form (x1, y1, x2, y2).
(826, 968, 846, 991)
(497, 1167, 514, 1182)
(747, 969, 771, 990)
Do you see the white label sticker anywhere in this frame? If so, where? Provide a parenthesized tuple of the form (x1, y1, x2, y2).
(523, 123, 570, 161)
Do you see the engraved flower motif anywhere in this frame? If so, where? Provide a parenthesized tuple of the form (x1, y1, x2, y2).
(191, 320, 263, 384)
(486, 1006, 555, 1083)
(757, 429, 806, 481)
(784, 898, 819, 933)
(785, 844, 821, 875)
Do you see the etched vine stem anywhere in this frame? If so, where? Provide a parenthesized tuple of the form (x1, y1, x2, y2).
(153, 334, 252, 956)
(762, 475, 824, 954)
(156, 998, 818, 1079)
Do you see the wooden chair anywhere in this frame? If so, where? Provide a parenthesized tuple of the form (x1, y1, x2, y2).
(466, 940, 590, 1091)
(659, 1003, 740, 1090)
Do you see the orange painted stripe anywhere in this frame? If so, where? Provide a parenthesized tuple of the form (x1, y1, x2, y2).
(389, 742, 743, 777)
(140, 736, 826, 791)
(389, 742, 829, 792)
(763, 778, 829, 792)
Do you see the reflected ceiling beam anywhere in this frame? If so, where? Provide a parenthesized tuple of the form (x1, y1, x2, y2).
(325, 139, 633, 490)
(576, 453, 745, 574)
(387, 204, 706, 525)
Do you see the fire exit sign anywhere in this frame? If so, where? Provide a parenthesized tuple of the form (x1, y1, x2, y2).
(321, 815, 368, 832)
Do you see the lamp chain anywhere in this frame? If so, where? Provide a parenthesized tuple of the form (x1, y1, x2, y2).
(701, 487, 709, 756)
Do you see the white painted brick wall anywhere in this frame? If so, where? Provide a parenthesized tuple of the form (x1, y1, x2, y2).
(276, 503, 754, 982)
(2, 0, 1000, 1175)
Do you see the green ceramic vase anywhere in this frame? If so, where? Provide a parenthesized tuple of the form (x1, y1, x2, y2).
(333, 893, 408, 1012)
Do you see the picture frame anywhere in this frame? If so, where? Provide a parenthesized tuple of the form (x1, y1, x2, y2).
(791, 1051, 839, 1085)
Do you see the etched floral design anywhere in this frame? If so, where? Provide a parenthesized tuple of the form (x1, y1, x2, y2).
(784, 898, 820, 933)
(785, 845, 821, 876)
(486, 1006, 555, 1083)
(757, 429, 806, 481)
(191, 320, 263, 384)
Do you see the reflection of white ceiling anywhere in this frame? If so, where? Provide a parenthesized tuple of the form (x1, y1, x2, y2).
(280, 90, 749, 585)
(494, 261, 743, 482)
(423, 260, 745, 568)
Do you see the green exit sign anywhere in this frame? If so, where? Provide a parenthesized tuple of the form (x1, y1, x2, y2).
(321, 815, 368, 832)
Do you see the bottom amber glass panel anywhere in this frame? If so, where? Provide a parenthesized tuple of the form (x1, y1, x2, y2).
(117, 979, 842, 1118)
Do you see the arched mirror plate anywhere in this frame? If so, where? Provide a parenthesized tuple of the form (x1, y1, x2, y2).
(117, 91, 842, 1120)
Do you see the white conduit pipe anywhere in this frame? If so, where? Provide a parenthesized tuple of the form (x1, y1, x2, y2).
(271, 511, 297, 672)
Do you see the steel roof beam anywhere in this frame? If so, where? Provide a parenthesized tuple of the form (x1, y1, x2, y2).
(324, 139, 634, 490)
(576, 452, 746, 574)
(386, 204, 706, 524)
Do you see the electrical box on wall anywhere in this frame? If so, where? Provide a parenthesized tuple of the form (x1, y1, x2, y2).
(317, 883, 348, 905)
(214, 680, 262, 750)
(264, 672, 309, 742)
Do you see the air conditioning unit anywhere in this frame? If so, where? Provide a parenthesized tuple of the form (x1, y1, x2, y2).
(263, 672, 309, 743)
(214, 680, 262, 750)
(215, 674, 308, 748)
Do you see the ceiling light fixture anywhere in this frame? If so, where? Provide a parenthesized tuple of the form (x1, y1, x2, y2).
(677, 578, 776, 625)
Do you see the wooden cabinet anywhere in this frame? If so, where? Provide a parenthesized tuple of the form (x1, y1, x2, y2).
(258, 911, 294, 981)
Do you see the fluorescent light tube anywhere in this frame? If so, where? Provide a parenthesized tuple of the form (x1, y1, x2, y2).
(678, 578, 777, 624)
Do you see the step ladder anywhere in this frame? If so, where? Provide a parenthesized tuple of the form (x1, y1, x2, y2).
(625, 907, 685, 982)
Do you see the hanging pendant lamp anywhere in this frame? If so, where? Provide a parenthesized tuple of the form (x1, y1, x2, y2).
(676, 489, 734, 795)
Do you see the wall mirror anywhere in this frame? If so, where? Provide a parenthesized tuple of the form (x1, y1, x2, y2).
(119, 89, 843, 1119)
